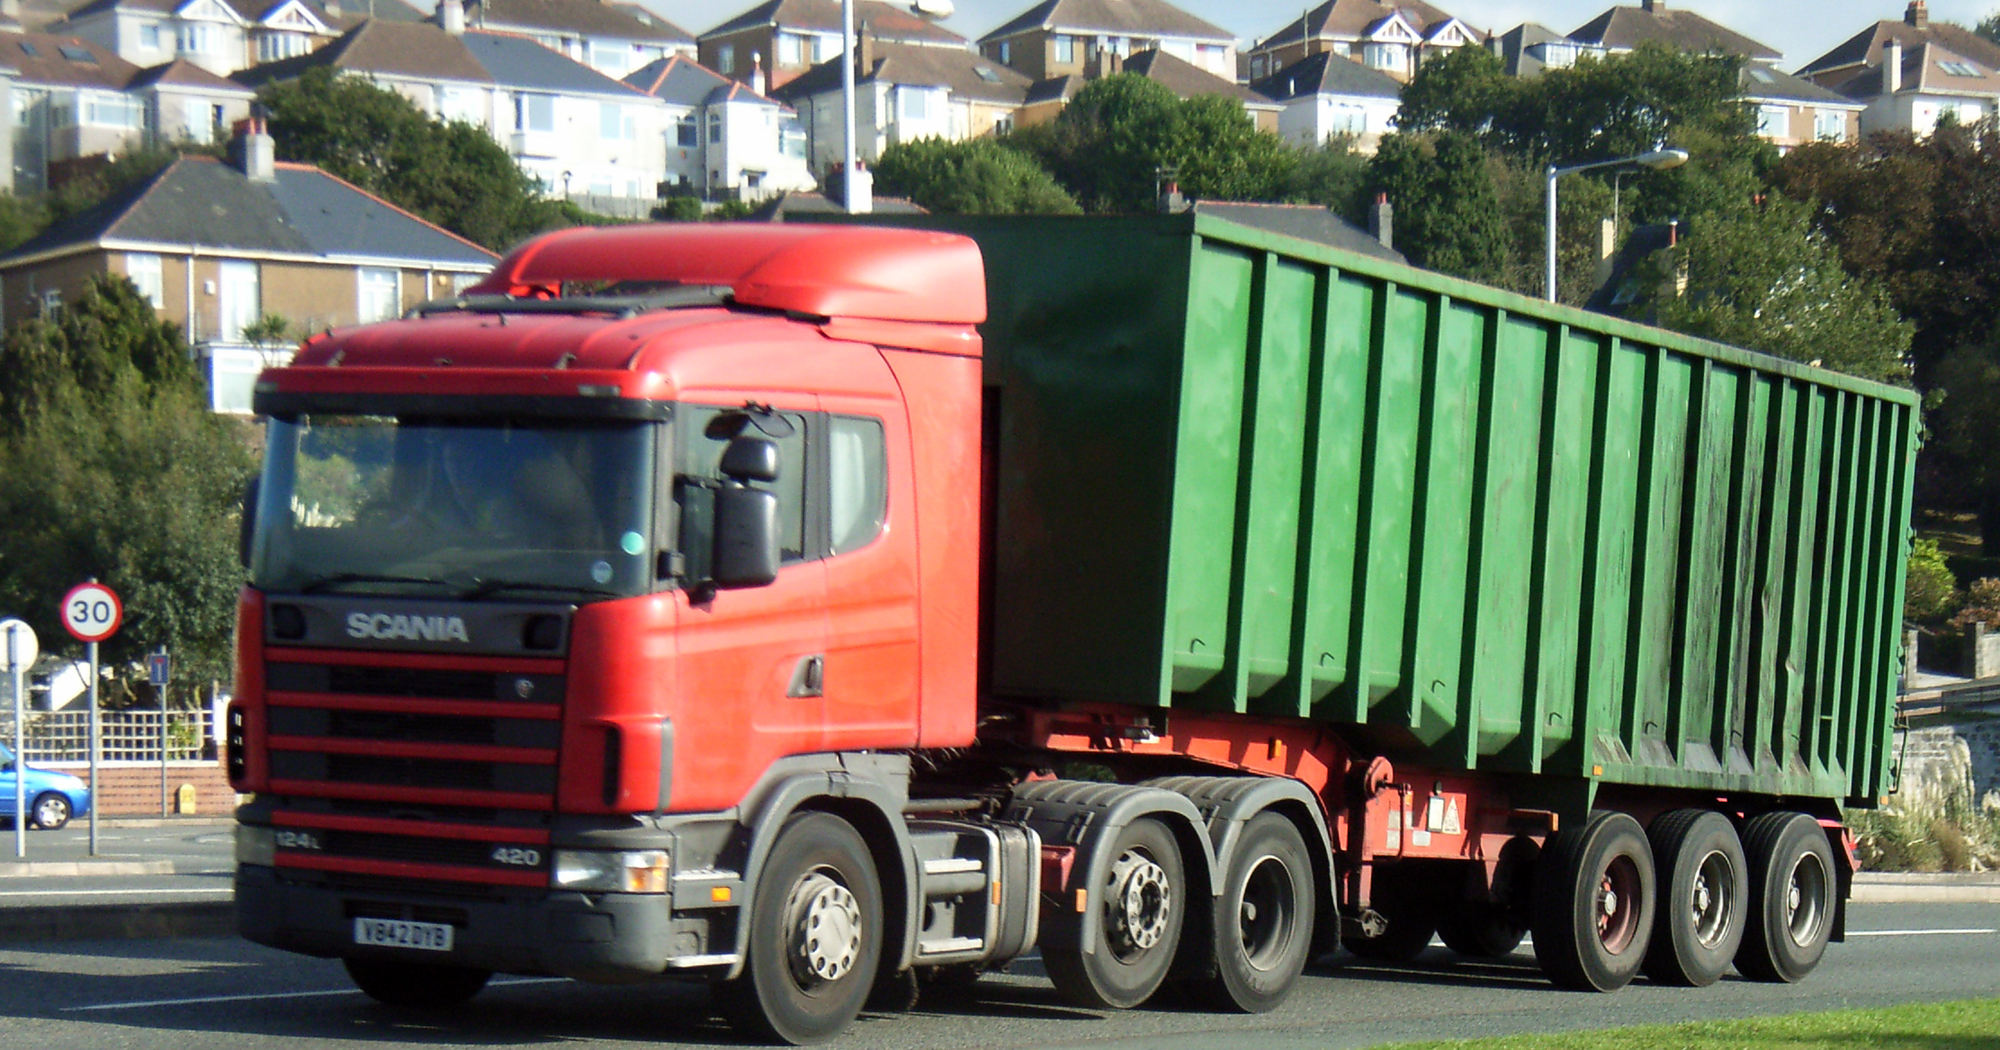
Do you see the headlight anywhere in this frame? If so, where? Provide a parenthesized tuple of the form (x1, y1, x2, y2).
(235, 825, 276, 867)
(552, 849, 670, 893)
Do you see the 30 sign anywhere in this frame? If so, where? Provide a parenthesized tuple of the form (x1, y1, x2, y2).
(61, 582, 122, 643)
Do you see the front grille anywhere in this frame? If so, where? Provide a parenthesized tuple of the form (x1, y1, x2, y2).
(271, 751, 556, 795)
(320, 829, 547, 871)
(268, 706, 561, 749)
(267, 661, 564, 704)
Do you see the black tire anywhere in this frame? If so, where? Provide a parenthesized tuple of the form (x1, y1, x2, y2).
(1196, 813, 1315, 1013)
(1437, 900, 1526, 958)
(717, 812, 884, 1045)
(343, 957, 491, 1007)
(1530, 811, 1655, 992)
(1042, 817, 1186, 1010)
(1643, 809, 1748, 987)
(1345, 863, 1438, 963)
(1734, 811, 1835, 984)
(30, 792, 71, 830)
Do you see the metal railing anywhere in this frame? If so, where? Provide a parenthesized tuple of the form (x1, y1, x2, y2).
(1, 709, 215, 764)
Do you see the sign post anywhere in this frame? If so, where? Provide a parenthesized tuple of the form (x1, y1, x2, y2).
(62, 581, 120, 856)
(149, 650, 170, 816)
(2, 619, 40, 859)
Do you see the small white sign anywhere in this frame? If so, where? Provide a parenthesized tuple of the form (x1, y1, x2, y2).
(0, 619, 38, 671)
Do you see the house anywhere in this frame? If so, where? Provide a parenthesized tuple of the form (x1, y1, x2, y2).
(624, 53, 814, 201)
(1249, 49, 1402, 152)
(49, 0, 427, 78)
(0, 29, 255, 195)
(701, 0, 966, 91)
(1798, 1, 2000, 94)
(452, 0, 694, 80)
(1565, 0, 1780, 63)
(1485, 22, 1606, 76)
(1830, 37, 2000, 138)
(1742, 62, 1863, 150)
(1119, 48, 1280, 133)
(1244, 0, 1483, 85)
(235, 16, 673, 212)
(0, 122, 496, 412)
(774, 36, 1030, 176)
(977, 0, 1235, 84)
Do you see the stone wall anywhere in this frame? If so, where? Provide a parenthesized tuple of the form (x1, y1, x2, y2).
(1893, 722, 2000, 812)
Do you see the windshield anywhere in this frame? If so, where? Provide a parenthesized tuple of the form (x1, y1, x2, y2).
(250, 415, 657, 600)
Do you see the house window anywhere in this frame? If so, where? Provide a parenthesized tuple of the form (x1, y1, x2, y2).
(357, 268, 399, 324)
(677, 115, 698, 147)
(900, 87, 931, 121)
(181, 98, 215, 142)
(1328, 104, 1367, 135)
(708, 110, 721, 144)
(257, 31, 308, 61)
(440, 86, 481, 124)
(177, 22, 215, 55)
(992, 115, 1012, 135)
(1054, 34, 1074, 63)
(778, 32, 802, 66)
(515, 93, 555, 133)
(780, 114, 806, 157)
(600, 102, 633, 140)
(1757, 105, 1790, 138)
(997, 40, 1009, 64)
(218, 260, 260, 343)
(718, 42, 734, 74)
(1814, 109, 1846, 141)
(139, 23, 161, 49)
(1362, 42, 1406, 72)
(80, 92, 143, 129)
(590, 41, 629, 76)
(126, 253, 163, 308)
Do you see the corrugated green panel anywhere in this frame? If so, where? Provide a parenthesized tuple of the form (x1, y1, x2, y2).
(1783, 388, 1830, 772)
(1235, 257, 1315, 708)
(1621, 355, 1694, 773)
(1575, 339, 1646, 771)
(1163, 243, 1253, 697)
(1673, 363, 1736, 776)
(1468, 314, 1547, 758)
(1840, 402, 1888, 782)
(1351, 285, 1428, 709)
(1718, 375, 1773, 775)
(1523, 325, 1599, 767)
(1302, 273, 1376, 719)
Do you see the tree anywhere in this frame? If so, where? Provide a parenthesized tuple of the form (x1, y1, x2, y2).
(1284, 136, 1370, 216)
(0, 279, 255, 691)
(1632, 195, 1912, 385)
(872, 137, 1080, 214)
(1365, 131, 1509, 284)
(258, 68, 568, 250)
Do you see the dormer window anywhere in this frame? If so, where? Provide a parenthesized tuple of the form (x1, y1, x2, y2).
(1363, 42, 1407, 72)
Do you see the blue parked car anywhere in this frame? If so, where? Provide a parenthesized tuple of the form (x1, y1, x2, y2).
(0, 742, 90, 829)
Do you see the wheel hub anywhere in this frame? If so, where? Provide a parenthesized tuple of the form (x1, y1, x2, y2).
(1108, 849, 1171, 954)
(787, 870, 862, 984)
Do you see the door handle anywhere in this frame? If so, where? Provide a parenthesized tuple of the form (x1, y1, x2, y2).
(787, 655, 824, 698)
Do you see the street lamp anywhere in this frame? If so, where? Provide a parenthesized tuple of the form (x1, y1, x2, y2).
(1544, 147, 1689, 303)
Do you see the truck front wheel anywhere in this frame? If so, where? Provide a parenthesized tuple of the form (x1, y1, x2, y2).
(343, 957, 491, 1007)
(719, 812, 884, 1045)
(1042, 817, 1185, 1010)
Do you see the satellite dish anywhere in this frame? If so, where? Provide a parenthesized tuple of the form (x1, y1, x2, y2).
(910, 0, 954, 19)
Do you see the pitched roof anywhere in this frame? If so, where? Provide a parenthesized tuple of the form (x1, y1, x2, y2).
(0, 29, 141, 88)
(1121, 47, 1276, 108)
(704, 0, 966, 47)
(1253, 0, 1464, 51)
(704, 77, 784, 108)
(1194, 201, 1405, 265)
(1250, 49, 1402, 101)
(1831, 41, 2000, 101)
(981, 0, 1232, 45)
(623, 51, 728, 104)
(128, 56, 258, 92)
(3, 155, 496, 265)
(61, 0, 425, 32)
(233, 18, 493, 84)
(1024, 73, 1082, 104)
(463, 0, 692, 44)
(1566, 4, 1780, 61)
(744, 189, 926, 219)
(459, 26, 648, 94)
(1799, 17, 2000, 78)
(773, 38, 1031, 105)
(1740, 62, 1857, 106)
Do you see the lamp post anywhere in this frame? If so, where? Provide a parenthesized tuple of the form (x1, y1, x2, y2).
(1544, 147, 1689, 303)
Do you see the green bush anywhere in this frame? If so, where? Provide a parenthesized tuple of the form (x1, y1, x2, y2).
(1906, 537, 1959, 625)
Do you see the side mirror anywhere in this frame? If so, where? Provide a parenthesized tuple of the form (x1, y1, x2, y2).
(239, 476, 261, 569)
(712, 486, 779, 589)
(720, 436, 779, 483)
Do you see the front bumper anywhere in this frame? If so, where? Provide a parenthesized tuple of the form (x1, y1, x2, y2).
(235, 864, 722, 982)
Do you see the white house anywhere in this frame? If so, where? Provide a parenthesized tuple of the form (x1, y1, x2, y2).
(1839, 37, 2000, 138)
(1249, 50, 1402, 153)
(774, 36, 1030, 176)
(452, 0, 694, 80)
(1246, 0, 1484, 85)
(624, 53, 813, 201)
(50, 0, 428, 77)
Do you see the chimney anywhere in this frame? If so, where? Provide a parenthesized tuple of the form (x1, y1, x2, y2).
(857, 20, 874, 76)
(1369, 192, 1393, 251)
(1640, 0, 1661, 11)
(1594, 216, 1617, 289)
(323, 0, 340, 18)
(1907, 0, 1929, 29)
(1884, 38, 1902, 94)
(751, 51, 765, 95)
(439, 0, 464, 34)
(232, 116, 275, 182)
(1157, 178, 1183, 213)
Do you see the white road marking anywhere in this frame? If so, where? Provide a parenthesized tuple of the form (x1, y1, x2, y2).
(66, 977, 566, 1012)
(0, 888, 229, 898)
(1847, 928, 1996, 937)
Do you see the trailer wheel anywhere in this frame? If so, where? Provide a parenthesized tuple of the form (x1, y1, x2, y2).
(343, 957, 491, 1008)
(1195, 812, 1314, 1013)
(1643, 809, 1747, 987)
(718, 812, 883, 1045)
(1531, 811, 1655, 991)
(1042, 817, 1185, 1010)
(1437, 901, 1525, 958)
(1734, 811, 1834, 983)
(1345, 865, 1437, 963)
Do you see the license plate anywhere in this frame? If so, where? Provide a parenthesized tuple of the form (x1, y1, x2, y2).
(353, 918, 454, 952)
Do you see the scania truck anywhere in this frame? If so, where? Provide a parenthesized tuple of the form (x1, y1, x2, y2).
(231, 215, 1915, 1043)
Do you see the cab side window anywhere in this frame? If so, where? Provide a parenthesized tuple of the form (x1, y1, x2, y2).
(828, 416, 887, 555)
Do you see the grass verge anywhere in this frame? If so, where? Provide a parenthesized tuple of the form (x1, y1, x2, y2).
(1380, 997, 2000, 1050)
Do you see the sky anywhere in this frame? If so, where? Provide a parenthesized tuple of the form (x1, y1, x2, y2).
(641, 0, 1999, 71)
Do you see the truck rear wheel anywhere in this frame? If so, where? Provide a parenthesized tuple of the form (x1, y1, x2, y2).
(718, 812, 883, 1045)
(1531, 811, 1655, 991)
(343, 957, 491, 1008)
(1042, 817, 1185, 1010)
(1198, 812, 1314, 1013)
(1734, 811, 1834, 983)
(1643, 809, 1747, 987)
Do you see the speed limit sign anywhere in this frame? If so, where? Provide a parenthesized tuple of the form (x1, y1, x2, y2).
(61, 581, 122, 643)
